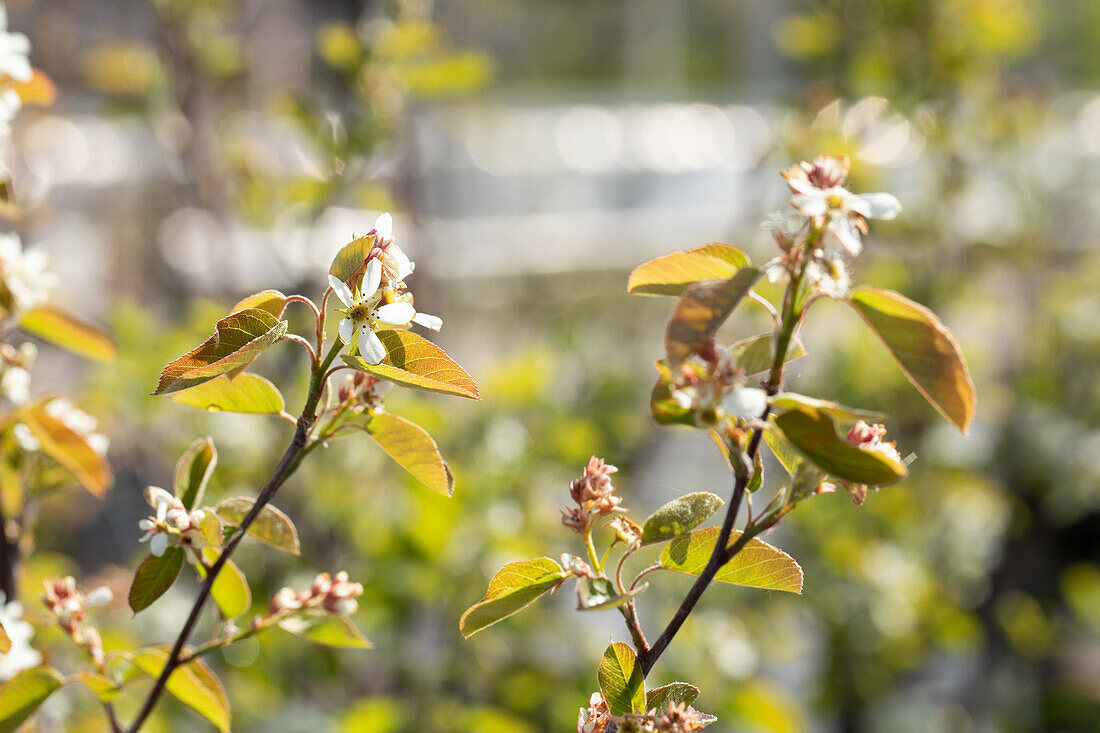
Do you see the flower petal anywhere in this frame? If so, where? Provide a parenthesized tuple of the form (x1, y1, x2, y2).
(150, 533, 168, 557)
(362, 259, 382, 298)
(359, 328, 387, 365)
(391, 247, 414, 281)
(376, 302, 415, 326)
(858, 192, 902, 220)
(338, 318, 353, 344)
(374, 212, 393, 240)
(329, 275, 353, 307)
(412, 312, 442, 331)
(831, 217, 863, 256)
(790, 194, 827, 217)
(723, 387, 768, 419)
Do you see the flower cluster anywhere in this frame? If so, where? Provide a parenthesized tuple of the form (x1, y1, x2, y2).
(137, 486, 218, 558)
(816, 421, 905, 505)
(669, 338, 767, 428)
(269, 571, 363, 617)
(0, 4, 30, 141)
(0, 232, 57, 314)
(0, 594, 39, 681)
(336, 371, 387, 414)
(577, 694, 714, 733)
(41, 576, 112, 664)
(562, 456, 625, 533)
(331, 213, 442, 365)
(0, 340, 33, 404)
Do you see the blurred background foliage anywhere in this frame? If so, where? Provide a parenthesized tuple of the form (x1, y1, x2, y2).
(3, 0, 1098, 730)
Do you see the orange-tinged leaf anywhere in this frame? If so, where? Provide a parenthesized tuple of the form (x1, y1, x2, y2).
(329, 234, 376, 283)
(18, 398, 112, 496)
(848, 287, 976, 433)
(774, 405, 906, 486)
(628, 244, 751, 296)
(216, 497, 300, 554)
(597, 642, 646, 716)
(342, 329, 479, 400)
(19, 306, 116, 362)
(13, 68, 57, 106)
(154, 308, 287, 395)
(132, 647, 230, 732)
(365, 412, 454, 496)
(170, 373, 285, 414)
(0, 620, 10, 654)
(665, 268, 761, 367)
(660, 527, 804, 593)
(230, 290, 287, 317)
(460, 557, 566, 638)
(174, 437, 216, 510)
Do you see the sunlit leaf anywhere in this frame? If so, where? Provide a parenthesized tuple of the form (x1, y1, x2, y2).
(665, 268, 762, 367)
(640, 492, 724, 545)
(329, 234, 375, 283)
(848, 287, 976, 432)
(576, 578, 647, 611)
(460, 558, 566, 638)
(200, 554, 250, 620)
(628, 244, 751, 296)
(154, 308, 287, 395)
(216, 497, 300, 555)
(128, 548, 184, 613)
(650, 360, 702, 427)
(18, 399, 112, 496)
(660, 527, 803, 593)
(364, 412, 454, 496)
(174, 437, 217, 510)
(774, 406, 906, 486)
(279, 612, 371, 649)
(77, 672, 121, 702)
(730, 332, 805, 376)
(230, 290, 287, 317)
(170, 373, 285, 415)
(771, 393, 883, 423)
(132, 647, 230, 732)
(0, 621, 8, 654)
(597, 642, 646, 716)
(402, 52, 494, 97)
(343, 329, 479, 400)
(763, 424, 803, 475)
(0, 667, 64, 733)
(646, 682, 700, 712)
(18, 306, 116, 362)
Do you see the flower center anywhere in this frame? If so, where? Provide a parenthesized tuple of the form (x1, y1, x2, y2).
(348, 304, 370, 321)
(827, 193, 846, 209)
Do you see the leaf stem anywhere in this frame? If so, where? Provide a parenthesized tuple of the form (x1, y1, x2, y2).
(125, 339, 344, 732)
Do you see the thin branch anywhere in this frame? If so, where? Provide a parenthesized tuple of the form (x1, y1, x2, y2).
(283, 295, 321, 321)
(284, 334, 317, 365)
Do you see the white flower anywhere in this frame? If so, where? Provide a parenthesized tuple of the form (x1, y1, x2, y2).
(0, 6, 31, 85)
(722, 387, 768, 420)
(806, 256, 851, 298)
(0, 233, 58, 312)
(790, 185, 901, 257)
(138, 486, 185, 557)
(370, 213, 415, 283)
(0, 88, 20, 138)
(0, 364, 29, 403)
(0, 596, 41, 682)
(11, 422, 37, 451)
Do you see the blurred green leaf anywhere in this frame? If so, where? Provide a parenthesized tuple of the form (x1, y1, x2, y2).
(646, 682, 700, 712)
(77, 672, 121, 702)
(18, 398, 112, 496)
(576, 577, 648, 611)
(154, 308, 287, 395)
(660, 527, 803, 593)
(771, 393, 883, 423)
(129, 548, 184, 613)
(343, 330, 480, 400)
(665, 268, 761, 367)
(650, 360, 701, 426)
(628, 243, 750, 296)
(0, 667, 64, 733)
(640, 491, 724, 545)
(597, 642, 646, 716)
(763, 423, 803, 475)
(174, 437, 217, 510)
(0, 621, 8, 655)
(216, 497, 300, 555)
(460, 558, 566, 638)
(19, 305, 116, 362)
(775, 405, 906, 485)
(730, 332, 804, 376)
(133, 647, 230, 732)
(279, 612, 371, 649)
(170, 373, 285, 415)
(848, 287, 976, 433)
(204, 555, 251, 619)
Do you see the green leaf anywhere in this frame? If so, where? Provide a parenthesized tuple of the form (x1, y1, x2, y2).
(665, 268, 762, 367)
(154, 308, 288, 395)
(129, 548, 184, 613)
(576, 578, 648, 611)
(279, 612, 372, 649)
(0, 621, 9, 654)
(364, 412, 454, 496)
(848, 287, 976, 432)
(459, 557, 566, 638)
(18, 398, 112, 496)
(215, 497, 300, 554)
(660, 527, 804, 593)
(774, 406, 906, 486)
(174, 437, 217, 510)
(19, 305, 116, 362)
(205, 556, 250, 619)
(132, 648, 230, 733)
(646, 682, 700, 712)
(342, 329, 480, 400)
(640, 492, 724, 545)
(628, 243, 750, 296)
(78, 672, 121, 702)
(0, 667, 64, 733)
(230, 289, 287, 317)
(329, 234, 376, 283)
(730, 332, 805, 375)
(771, 393, 883, 423)
(170, 373, 285, 415)
(597, 642, 646, 716)
(763, 424, 803, 475)
(650, 360, 702, 427)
